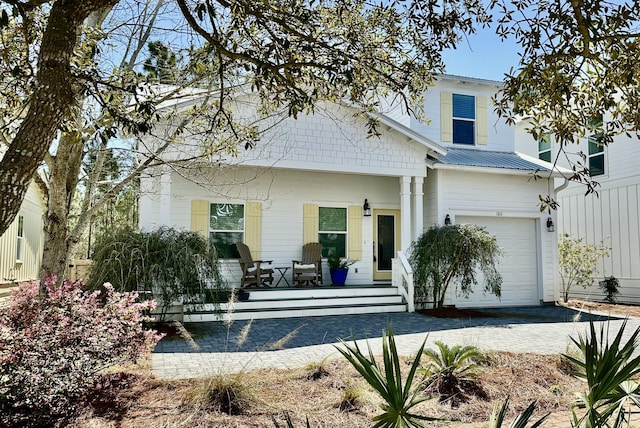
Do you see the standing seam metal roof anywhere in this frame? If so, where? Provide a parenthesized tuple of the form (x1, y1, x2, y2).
(435, 148, 553, 172)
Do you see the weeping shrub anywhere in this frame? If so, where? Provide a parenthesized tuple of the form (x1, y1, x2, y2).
(87, 227, 227, 317)
(410, 224, 503, 309)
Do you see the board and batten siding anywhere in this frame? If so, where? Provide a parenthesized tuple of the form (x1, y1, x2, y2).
(0, 183, 44, 284)
(559, 178, 640, 303)
(140, 167, 403, 286)
(435, 169, 558, 304)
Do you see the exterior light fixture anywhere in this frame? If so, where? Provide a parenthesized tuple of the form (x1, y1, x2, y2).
(363, 199, 371, 217)
(546, 217, 555, 232)
(444, 214, 451, 226)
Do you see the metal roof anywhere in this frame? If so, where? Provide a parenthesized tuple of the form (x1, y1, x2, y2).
(435, 148, 554, 172)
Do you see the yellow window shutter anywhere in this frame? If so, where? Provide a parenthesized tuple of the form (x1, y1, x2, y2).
(348, 205, 362, 261)
(303, 204, 319, 244)
(191, 200, 209, 238)
(440, 91, 453, 142)
(476, 95, 488, 145)
(245, 202, 262, 259)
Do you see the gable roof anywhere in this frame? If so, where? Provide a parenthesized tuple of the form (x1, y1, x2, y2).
(370, 112, 446, 157)
(433, 147, 568, 177)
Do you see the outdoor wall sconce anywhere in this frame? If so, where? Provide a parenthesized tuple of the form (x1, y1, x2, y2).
(363, 199, 372, 217)
(546, 217, 555, 232)
(444, 214, 451, 226)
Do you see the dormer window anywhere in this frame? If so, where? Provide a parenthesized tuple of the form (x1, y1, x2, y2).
(440, 91, 488, 146)
(452, 94, 475, 145)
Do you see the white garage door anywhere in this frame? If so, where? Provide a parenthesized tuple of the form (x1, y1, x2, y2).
(454, 216, 539, 308)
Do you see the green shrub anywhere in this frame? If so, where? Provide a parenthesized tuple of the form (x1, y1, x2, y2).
(599, 276, 620, 303)
(558, 234, 609, 303)
(88, 227, 226, 317)
(420, 341, 483, 401)
(410, 224, 502, 309)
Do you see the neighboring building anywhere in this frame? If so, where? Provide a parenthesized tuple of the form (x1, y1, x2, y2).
(516, 116, 640, 303)
(0, 181, 45, 286)
(140, 75, 562, 309)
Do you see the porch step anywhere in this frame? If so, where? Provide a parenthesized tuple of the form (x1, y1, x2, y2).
(183, 286, 407, 321)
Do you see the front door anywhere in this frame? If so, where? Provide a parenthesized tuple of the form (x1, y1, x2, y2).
(373, 209, 401, 281)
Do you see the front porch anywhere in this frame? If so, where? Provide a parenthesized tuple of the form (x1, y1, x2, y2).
(184, 283, 407, 321)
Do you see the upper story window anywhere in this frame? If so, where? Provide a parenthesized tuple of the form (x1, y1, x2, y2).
(318, 207, 347, 258)
(452, 94, 475, 145)
(588, 117, 605, 177)
(588, 135, 605, 176)
(538, 135, 552, 162)
(209, 203, 244, 258)
(16, 215, 24, 262)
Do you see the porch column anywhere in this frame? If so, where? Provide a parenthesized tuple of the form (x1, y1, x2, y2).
(412, 176, 424, 241)
(400, 176, 412, 252)
(159, 169, 172, 226)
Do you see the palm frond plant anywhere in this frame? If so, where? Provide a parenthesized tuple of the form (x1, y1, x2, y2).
(488, 397, 549, 428)
(420, 341, 483, 401)
(335, 327, 439, 427)
(562, 320, 640, 427)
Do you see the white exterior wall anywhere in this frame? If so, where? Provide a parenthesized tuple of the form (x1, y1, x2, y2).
(0, 183, 44, 284)
(434, 169, 558, 305)
(155, 101, 430, 178)
(516, 119, 640, 303)
(141, 167, 404, 286)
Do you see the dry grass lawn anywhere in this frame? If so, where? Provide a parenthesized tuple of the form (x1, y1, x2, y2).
(75, 300, 640, 427)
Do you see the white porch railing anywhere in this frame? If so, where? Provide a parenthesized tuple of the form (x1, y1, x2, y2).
(391, 250, 414, 312)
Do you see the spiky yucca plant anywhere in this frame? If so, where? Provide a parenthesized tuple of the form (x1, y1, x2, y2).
(335, 328, 438, 427)
(488, 397, 548, 428)
(563, 320, 640, 428)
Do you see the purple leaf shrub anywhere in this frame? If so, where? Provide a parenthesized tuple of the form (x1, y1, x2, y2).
(0, 277, 163, 426)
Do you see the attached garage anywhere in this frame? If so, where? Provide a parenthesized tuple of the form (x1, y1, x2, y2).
(454, 216, 540, 308)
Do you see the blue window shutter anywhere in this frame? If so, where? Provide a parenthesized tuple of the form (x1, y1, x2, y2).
(453, 94, 475, 119)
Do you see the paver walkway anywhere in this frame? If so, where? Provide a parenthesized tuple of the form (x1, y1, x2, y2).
(152, 305, 640, 379)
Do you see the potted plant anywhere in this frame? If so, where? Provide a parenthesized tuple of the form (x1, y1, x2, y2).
(327, 253, 355, 286)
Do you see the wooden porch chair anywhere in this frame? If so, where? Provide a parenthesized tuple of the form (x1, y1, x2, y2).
(292, 242, 323, 286)
(235, 242, 274, 288)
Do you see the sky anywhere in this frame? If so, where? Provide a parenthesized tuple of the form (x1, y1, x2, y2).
(441, 26, 521, 82)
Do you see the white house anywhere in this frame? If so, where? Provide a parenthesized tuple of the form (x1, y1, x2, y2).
(0, 181, 45, 287)
(516, 114, 640, 303)
(140, 74, 562, 311)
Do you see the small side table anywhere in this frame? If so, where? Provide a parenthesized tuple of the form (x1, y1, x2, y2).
(274, 266, 291, 287)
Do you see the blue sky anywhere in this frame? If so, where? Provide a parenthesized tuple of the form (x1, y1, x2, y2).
(441, 26, 521, 81)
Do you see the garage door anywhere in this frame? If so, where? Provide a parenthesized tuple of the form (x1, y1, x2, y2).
(454, 216, 539, 308)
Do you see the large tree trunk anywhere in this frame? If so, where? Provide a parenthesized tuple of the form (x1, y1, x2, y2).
(40, 132, 85, 280)
(0, 0, 118, 238)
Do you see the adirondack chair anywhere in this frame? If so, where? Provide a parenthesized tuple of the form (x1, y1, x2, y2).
(235, 242, 274, 288)
(292, 242, 323, 286)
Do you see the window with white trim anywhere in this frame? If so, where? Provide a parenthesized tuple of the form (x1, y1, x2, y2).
(318, 207, 347, 258)
(16, 215, 24, 262)
(588, 117, 605, 177)
(538, 134, 552, 162)
(209, 203, 244, 258)
(452, 94, 475, 145)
